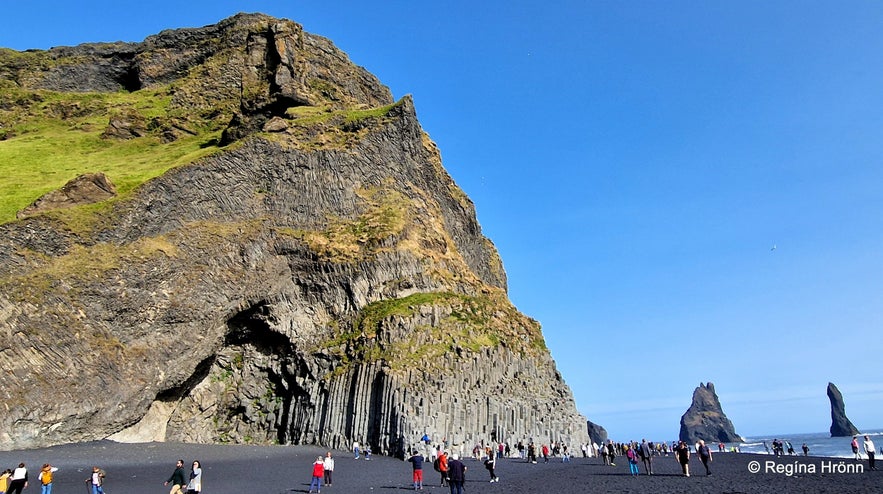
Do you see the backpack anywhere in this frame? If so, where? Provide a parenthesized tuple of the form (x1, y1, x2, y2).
(41, 470, 53, 485)
(432, 457, 441, 472)
(92, 469, 106, 486)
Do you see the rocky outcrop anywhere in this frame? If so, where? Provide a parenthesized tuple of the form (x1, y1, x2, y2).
(586, 420, 608, 445)
(3, 13, 392, 108)
(0, 14, 588, 453)
(17, 173, 116, 219)
(827, 382, 860, 437)
(679, 382, 742, 443)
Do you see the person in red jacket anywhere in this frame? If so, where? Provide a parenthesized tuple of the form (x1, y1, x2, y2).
(309, 456, 325, 493)
(437, 451, 449, 486)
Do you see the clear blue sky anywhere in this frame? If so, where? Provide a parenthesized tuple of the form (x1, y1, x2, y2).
(3, 1, 882, 441)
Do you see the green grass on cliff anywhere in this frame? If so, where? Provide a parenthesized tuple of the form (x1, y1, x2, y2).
(0, 86, 224, 224)
(323, 291, 547, 375)
(0, 85, 406, 226)
(275, 184, 410, 263)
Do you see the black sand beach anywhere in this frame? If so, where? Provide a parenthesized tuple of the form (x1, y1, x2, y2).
(0, 441, 879, 494)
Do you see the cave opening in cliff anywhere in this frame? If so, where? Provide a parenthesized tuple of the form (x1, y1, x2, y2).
(117, 56, 142, 92)
(226, 301, 304, 444)
(155, 354, 216, 402)
(226, 302, 292, 353)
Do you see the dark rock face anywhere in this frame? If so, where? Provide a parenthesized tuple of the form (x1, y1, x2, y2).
(586, 420, 608, 445)
(827, 382, 860, 437)
(0, 15, 588, 453)
(6, 13, 392, 108)
(679, 382, 743, 444)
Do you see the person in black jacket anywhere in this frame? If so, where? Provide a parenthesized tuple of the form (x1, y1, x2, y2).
(697, 440, 713, 476)
(164, 459, 187, 494)
(447, 454, 467, 494)
(675, 441, 691, 477)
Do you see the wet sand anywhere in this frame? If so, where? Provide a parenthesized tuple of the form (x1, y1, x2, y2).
(0, 441, 879, 493)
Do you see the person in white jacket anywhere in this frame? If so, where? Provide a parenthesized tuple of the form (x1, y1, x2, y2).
(186, 460, 202, 494)
(8, 463, 28, 494)
(864, 435, 877, 471)
(323, 452, 335, 486)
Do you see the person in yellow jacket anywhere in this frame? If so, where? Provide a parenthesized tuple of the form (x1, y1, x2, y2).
(0, 469, 12, 493)
(40, 464, 60, 494)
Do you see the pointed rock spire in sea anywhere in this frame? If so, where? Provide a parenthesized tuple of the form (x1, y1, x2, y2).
(679, 382, 743, 443)
(827, 382, 861, 437)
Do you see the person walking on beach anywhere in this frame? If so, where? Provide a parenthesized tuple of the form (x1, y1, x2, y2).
(527, 442, 537, 463)
(0, 469, 11, 493)
(408, 449, 425, 490)
(164, 459, 187, 494)
(675, 441, 691, 477)
(436, 450, 449, 486)
(697, 440, 712, 476)
(607, 441, 617, 466)
(86, 466, 106, 494)
(8, 463, 28, 494)
(447, 453, 466, 494)
(640, 439, 653, 475)
(851, 436, 861, 459)
(864, 435, 877, 470)
(626, 445, 639, 476)
(186, 460, 202, 494)
(309, 456, 324, 493)
(353, 440, 361, 459)
(484, 447, 499, 482)
(802, 443, 809, 456)
(323, 452, 334, 486)
(39, 463, 59, 494)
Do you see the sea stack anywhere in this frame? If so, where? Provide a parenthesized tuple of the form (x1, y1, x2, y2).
(827, 382, 860, 437)
(679, 382, 743, 443)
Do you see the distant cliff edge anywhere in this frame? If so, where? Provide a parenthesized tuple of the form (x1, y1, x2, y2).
(586, 420, 608, 445)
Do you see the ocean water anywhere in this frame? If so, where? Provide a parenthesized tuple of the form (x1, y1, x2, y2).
(734, 429, 883, 458)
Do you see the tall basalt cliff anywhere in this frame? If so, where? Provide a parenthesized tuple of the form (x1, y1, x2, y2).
(0, 13, 588, 452)
(679, 382, 742, 444)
